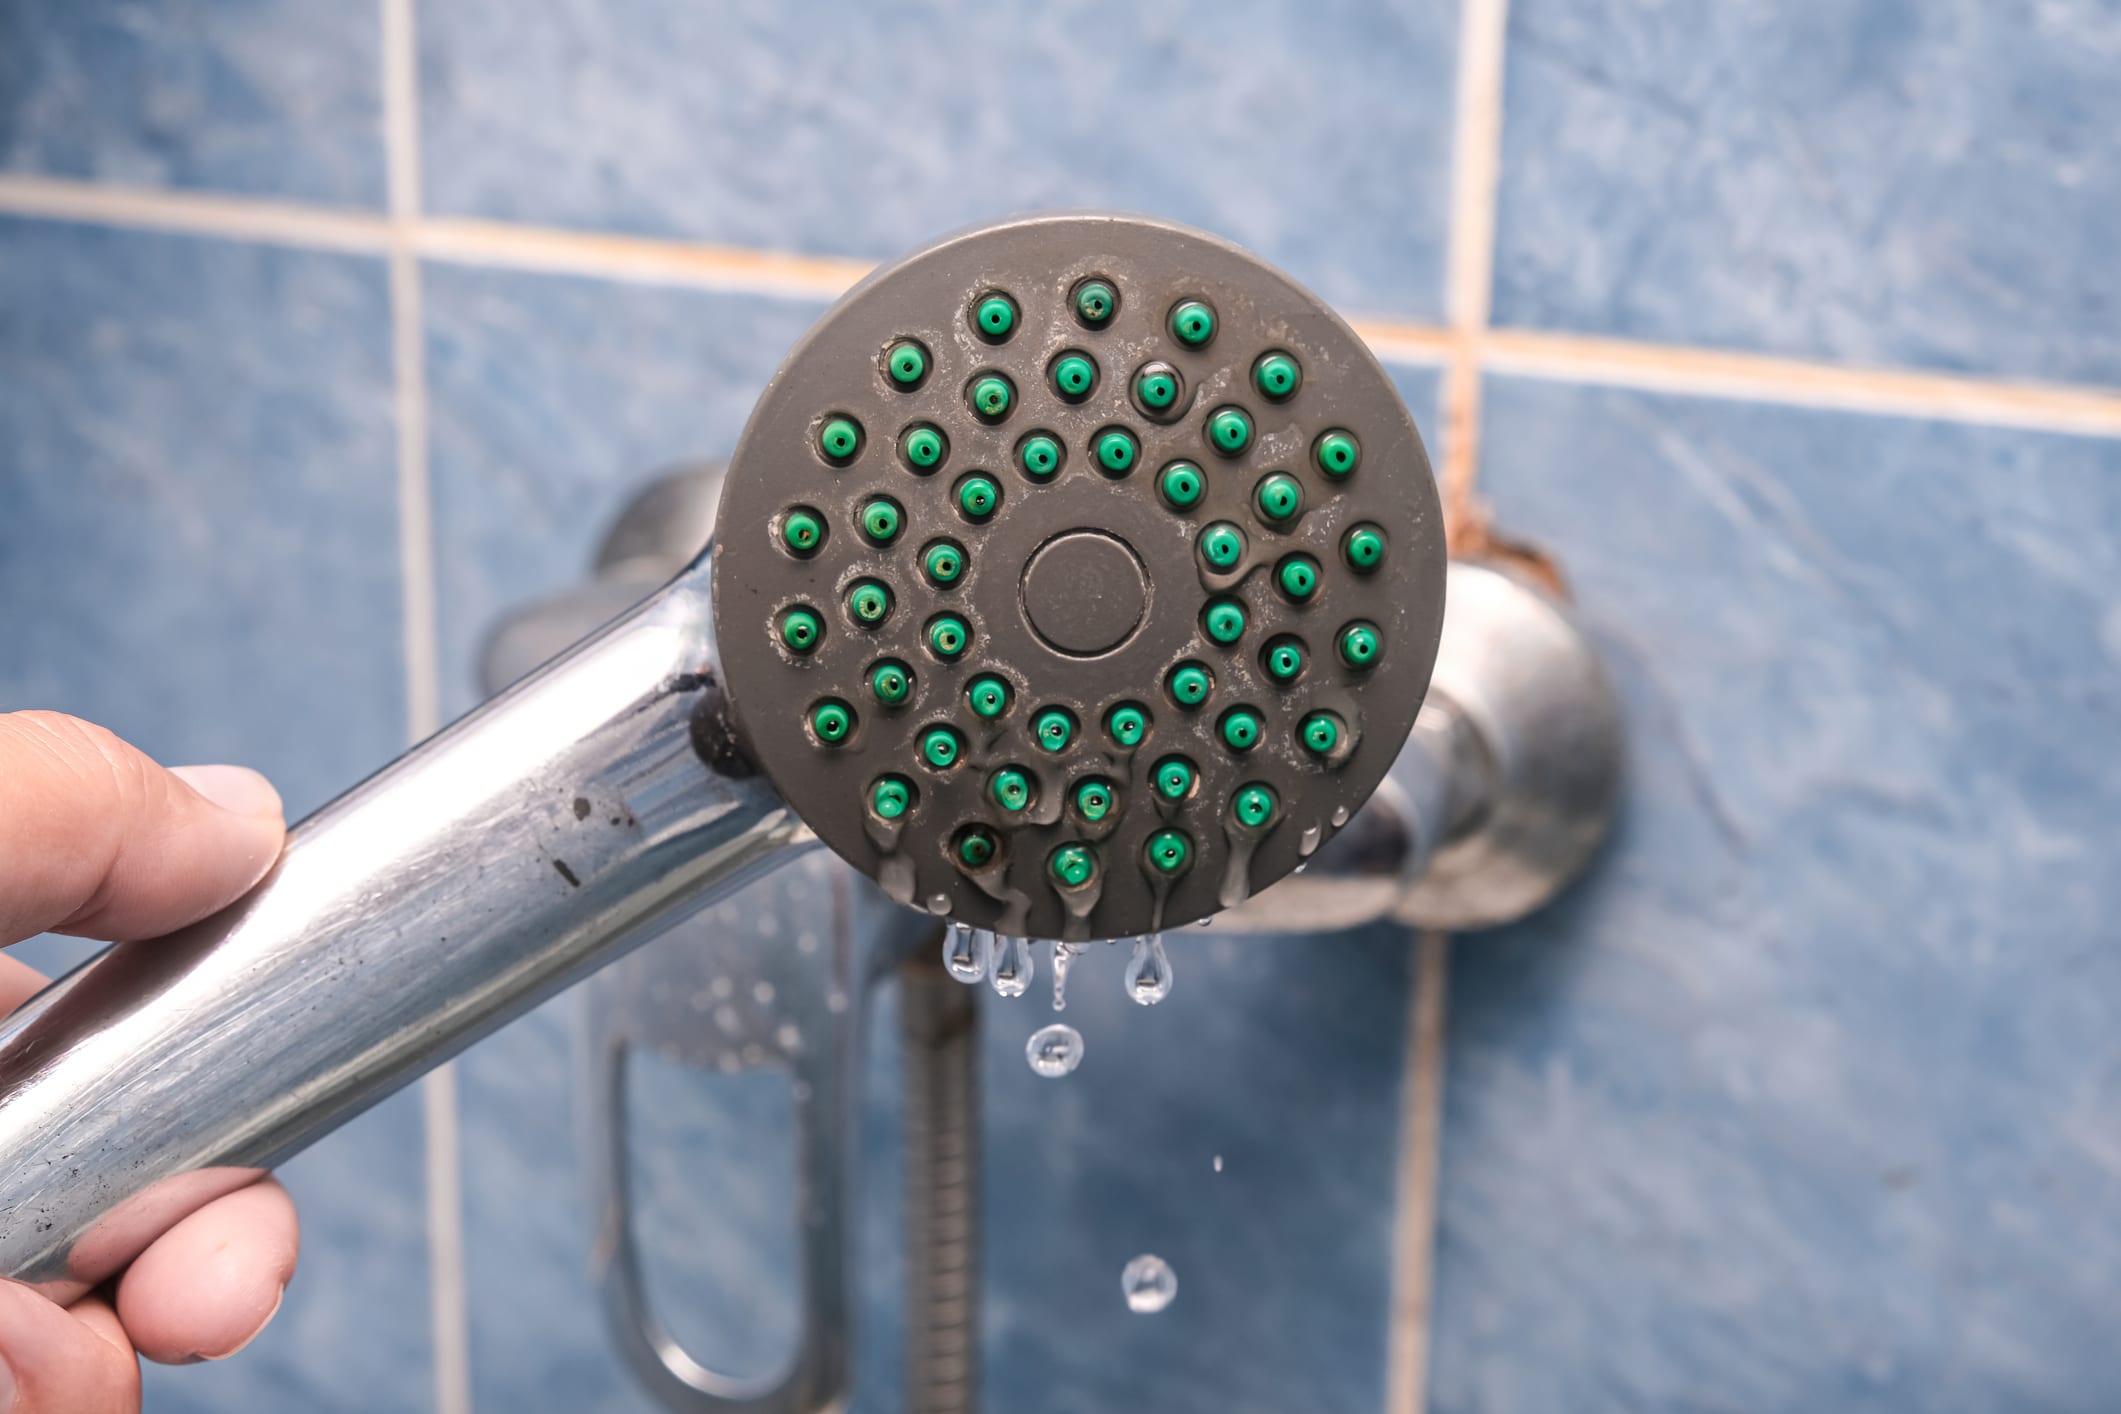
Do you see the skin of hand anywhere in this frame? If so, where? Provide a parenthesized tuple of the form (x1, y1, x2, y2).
(0, 711, 301, 1413)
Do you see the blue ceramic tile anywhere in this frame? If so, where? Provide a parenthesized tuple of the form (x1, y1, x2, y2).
(1430, 379, 2121, 1412)
(0, 0, 386, 207)
(981, 926, 1412, 1414)
(422, 263, 831, 722)
(416, 0, 1459, 322)
(1387, 363, 1446, 476)
(0, 217, 429, 1411)
(1492, 0, 2121, 384)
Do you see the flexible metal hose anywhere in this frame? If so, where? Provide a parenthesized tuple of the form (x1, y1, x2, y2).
(897, 952, 981, 1414)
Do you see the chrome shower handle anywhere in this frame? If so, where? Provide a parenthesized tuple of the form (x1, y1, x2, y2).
(0, 559, 815, 1294)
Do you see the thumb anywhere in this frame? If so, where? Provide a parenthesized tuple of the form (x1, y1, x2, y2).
(0, 711, 287, 947)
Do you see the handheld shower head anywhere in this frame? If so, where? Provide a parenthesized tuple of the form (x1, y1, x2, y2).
(712, 213, 1446, 939)
(0, 213, 1446, 1291)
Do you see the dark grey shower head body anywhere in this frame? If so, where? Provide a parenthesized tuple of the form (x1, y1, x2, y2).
(712, 211, 1447, 941)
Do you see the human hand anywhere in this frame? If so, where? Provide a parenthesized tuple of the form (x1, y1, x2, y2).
(1, 711, 300, 1412)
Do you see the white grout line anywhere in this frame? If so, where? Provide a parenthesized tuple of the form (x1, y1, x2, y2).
(6, 171, 2121, 440)
(1436, 0, 1512, 519)
(379, 1, 472, 1410)
(1482, 328, 2121, 438)
(1385, 932, 1453, 1414)
(0, 172, 389, 252)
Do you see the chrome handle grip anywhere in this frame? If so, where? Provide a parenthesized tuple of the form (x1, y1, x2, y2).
(0, 563, 816, 1295)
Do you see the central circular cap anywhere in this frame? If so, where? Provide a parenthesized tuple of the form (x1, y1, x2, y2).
(1020, 530, 1150, 657)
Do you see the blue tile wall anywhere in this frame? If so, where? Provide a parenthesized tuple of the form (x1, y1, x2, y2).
(415, 0, 1461, 322)
(1492, 0, 2121, 384)
(0, 218, 430, 1412)
(1430, 377, 2121, 1413)
(981, 926, 1414, 1414)
(0, 0, 387, 207)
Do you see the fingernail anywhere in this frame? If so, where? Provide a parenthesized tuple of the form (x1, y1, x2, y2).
(171, 764, 284, 820)
(200, 1284, 283, 1362)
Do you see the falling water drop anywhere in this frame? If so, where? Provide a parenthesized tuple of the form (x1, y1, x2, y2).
(1051, 941, 1085, 1011)
(1121, 1254, 1178, 1314)
(1213, 1154, 1224, 1173)
(1025, 1023, 1084, 1077)
(990, 934, 1034, 998)
(1124, 934, 1173, 1006)
(943, 923, 986, 984)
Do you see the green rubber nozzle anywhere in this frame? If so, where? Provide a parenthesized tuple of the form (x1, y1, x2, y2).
(1153, 756, 1196, 801)
(1049, 842, 1098, 889)
(1277, 553, 1321, 601)
(887, 340, 927, 386)
(1220, 707, 1263, 752)
(781, 508, 824, 555)
(902, 424, 946, 470)
(1052, 353, 1096, 400)
(1105, 702, 1149, 747)
(956, 473, 1001, 520)
(966, 674, 1011, 719)
(819, 416, 862, 462)
(1033, 707, 1076, 753)
(1300, 711, 1345, 757)
(1144, 828, 1191, 876)
(1208, 406, 1253, 456)
(1338, 621, 1382, 669)
(1263, 638, 1304, 683)
(848, 580, 891, 626)
(923, 539, 966, 586)
(1343, 523, 1385, 570)
(869, 659, 912, 704)
(871, 775, 913, 820)
(1167, 662, 1211, 707)
(1169, 299, 1215, 346)
(860, 497, 901, 544)
(990, 767, 1033, 813)
(921, 725, 963, 769)
(778, 606, 823, 654)
(1095, 428, 1139, 474)
(810, 699, 854, 745)
(1019, 434, 1062, 480)
(975, 293, 1017, 339)
(1255, 473, 1303, 524)
(970, 374, 1013, 420)
(957, 825, 999, 869)
(1159, 460, 1204, 509)
(1200, 521, 1246, 571)
(1253, 350, 1301, 401)
(1074, 779, 1114, 822)
(1135, 364, 1179, 410)
(1074, 279, 1117, 326)
(1315, 429, 1360, 478)
(926, 614, 969, 659)
(1203, 598, 1247, 645)
(1231, 783, 1279, 829)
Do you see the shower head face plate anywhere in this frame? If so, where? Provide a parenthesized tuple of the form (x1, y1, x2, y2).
(713, 212, 1446, 940)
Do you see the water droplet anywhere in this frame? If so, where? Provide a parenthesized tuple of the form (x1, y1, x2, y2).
(1213, 1154, 1224, 1173)
(714, 1004, 742, 1036)
(741, 1042, 764, 1065)
(1051, 941, 1085, 1011)
(797, 930, 820, 954)
(1294, 863, 1307, 874)
(1122, 1254, 1178, 1314)
(1331, 804, 1351, 827)
(990, 935, 1034, 998)
(826, 988, 848, 1013)
(927, 892, 953, 915)
(757, 914, 778, 937)
(776, 1023, 802, 1052)
(753, 981, 776, 1005)
(1125, 934, 1173, 1006)
(711, 976, 734, 1000)
(943, 923, 987, 984)
(1026, 1022, 1084, 1077)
